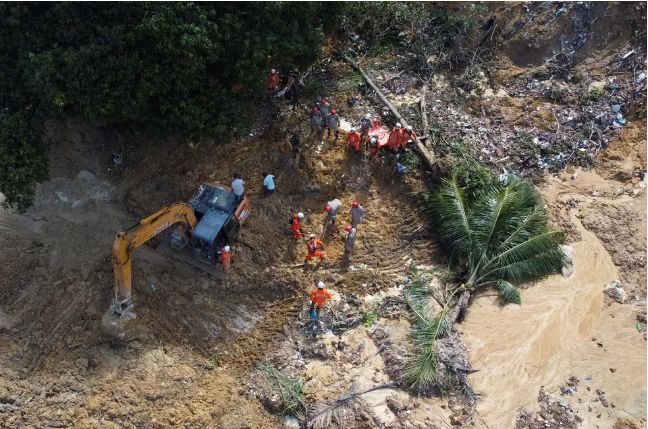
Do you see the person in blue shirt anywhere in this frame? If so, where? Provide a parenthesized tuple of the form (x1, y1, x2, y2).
(262, 172, 275, 195)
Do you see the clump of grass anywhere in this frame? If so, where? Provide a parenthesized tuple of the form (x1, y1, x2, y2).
(587, 88, 605, 102)
(531, 68, 552, 81)
(361, 311, 378, 327)
(258, 363, 307, 418)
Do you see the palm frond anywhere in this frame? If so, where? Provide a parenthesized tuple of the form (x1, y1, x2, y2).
(495, 280, 521, 305)
(480, 231, 564, 283)
(430, 177, 473, 261)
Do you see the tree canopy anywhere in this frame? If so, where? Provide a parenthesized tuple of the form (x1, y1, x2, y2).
(0, 2, 325, 209)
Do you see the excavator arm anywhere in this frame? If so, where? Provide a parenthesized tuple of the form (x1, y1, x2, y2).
(111, 202, 198, 316)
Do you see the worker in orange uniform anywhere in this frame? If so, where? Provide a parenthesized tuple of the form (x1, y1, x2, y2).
(387, 122, 403, 152)
(367, 136, 379, 160)
(305, 234, 325, 263)
(347, 127, 362, 154)
(399, 125, 417, 150)
(220, 245, 231, 272)
(267, 68, 280, 94)
(290, 212, 304, 239)
(309, 281, 332, 319)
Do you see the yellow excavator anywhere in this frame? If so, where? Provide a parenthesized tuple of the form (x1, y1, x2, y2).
(110, 182, 250, 318)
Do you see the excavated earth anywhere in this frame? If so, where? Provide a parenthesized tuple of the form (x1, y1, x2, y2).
(0, 2, 646, 429)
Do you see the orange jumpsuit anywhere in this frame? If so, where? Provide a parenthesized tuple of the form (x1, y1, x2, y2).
(267, 72, 279, 91)
(291, 215, 302, 239)
(347, 131, 362, 153)
(310, 289, 332, 309)
(221, 250, 231, 271)
(399, 130, 417, 149)
(305, 239, 325, 261)
(388, 128, 403, 152)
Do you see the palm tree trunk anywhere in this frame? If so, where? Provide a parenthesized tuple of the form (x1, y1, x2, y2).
(449, 290, 471, 324)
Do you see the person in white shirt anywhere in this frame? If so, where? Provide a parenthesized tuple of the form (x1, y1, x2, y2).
(231, 172, 245, 203)
(262, 172, 275, 195)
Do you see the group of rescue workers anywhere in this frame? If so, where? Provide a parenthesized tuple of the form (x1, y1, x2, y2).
(221, 69, 420, 327)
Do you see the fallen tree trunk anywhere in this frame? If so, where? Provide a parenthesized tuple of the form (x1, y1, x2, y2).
(341, 53, 437, 172)
(420, 81, 430, 143)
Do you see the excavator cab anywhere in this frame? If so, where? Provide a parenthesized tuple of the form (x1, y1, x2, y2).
(186, 182, 249, 263)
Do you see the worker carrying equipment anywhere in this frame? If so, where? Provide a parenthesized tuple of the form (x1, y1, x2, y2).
(290, 212, 304, 239)
(309, 281, 332, 319)
(324, 198, 342, 224)
(347, 128, 362, 153)
(305, 234, 325, 262)
(399, 125, 417, 150)
(350, 201, 365, 228)
(387, 123, 404, 152)
(344, 226, 357, 254)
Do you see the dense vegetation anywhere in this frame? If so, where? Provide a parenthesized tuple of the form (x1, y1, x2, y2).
(0, 2, 324, 210)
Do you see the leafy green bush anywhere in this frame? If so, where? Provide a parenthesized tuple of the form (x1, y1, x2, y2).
(0, 112, 48, 212)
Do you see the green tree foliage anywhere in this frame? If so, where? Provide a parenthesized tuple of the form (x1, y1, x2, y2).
(0, 2, 324, 209)
(427, 176, 564, 304)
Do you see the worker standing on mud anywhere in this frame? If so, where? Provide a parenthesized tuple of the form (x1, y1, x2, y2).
(344, 225, 357, 255)
(231, 172, 245, 203)
(290, 212, 304, 239)
(267, 68, 280, 97)
(262, 172, 275, 195)
(359, 113, 372, 143)
(288, 74, 301, 113)
(324, 198, 342, 227)
(350, 201, 365, 228)
(309, 281, 332, 320)
(289, 129, 300, 161)
(388, 123, 403, 152)
(305, 234, 325, 263)
(220, 245, 231, 272)
(347, 127, 362, 154)
(324, 109, 341, 141)
(310, 107, 322, 137)
(318, 97, 331, 129)
(367, 137, 379, 160)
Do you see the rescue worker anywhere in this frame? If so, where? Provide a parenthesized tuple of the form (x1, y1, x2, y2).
(387, 123, 403, 152)
(400, 125, 417, 150)
(309, 281, 332, 319)
(310, 107, 322, 136)
(344, 225, 357, 254)
(262, 172, 275, 195)
(359, 113, 372, 141)
(267, 68, 280, 94)
(288, 74, 301, 112)
(324, 198, 342, 225)
(347, 127, 362, 153)
(367, 136, 379, 160)
(318, 97, 331, 127)
(220, 245, 231, 272)
(324, 109, 341, 141)
(290, 128, 300, 160)
(231, 172, 245, 203)
(290, 212, 304, 239)
(350, 201, 365, 228)
(305, 234, 325, 262)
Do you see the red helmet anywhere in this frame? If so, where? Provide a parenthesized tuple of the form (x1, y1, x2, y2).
(313, 107, 319, 113)
(352, 201, 359, 208)
(331, 109, 337, 115)
(325, 205, 332, 213)
(321, 97, 327, 103)
(344, 225, 352, 232)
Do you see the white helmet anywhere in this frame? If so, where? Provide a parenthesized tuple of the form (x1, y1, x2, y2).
(309, 233, 315, 239)
(224, 245, 231, 252)
(364, 113, 371, 119)
(297, 212, 304, 219)
(271, 68, 276, 73)
(395, 122, 402, 128)
(405, 125, 412, 132)
(350, 127, 356, 133)
(317, 281, 325, 289)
